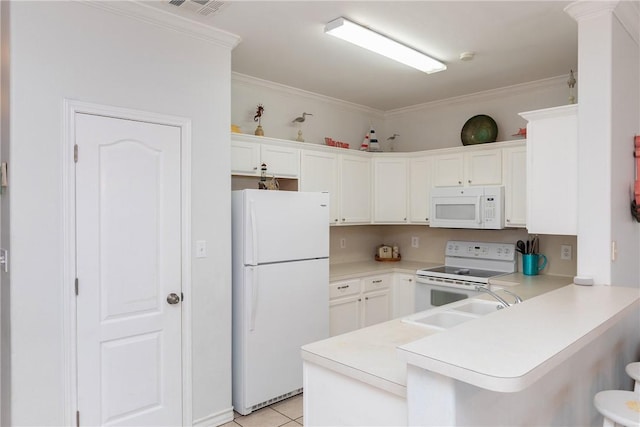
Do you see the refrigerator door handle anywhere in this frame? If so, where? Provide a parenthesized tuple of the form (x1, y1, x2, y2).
(249, 267, 258, 331)
(249, 199, 258, 265)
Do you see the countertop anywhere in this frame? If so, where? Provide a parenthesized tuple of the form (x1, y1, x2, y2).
(302, 271, 574, 397)
(398, 284, 640, 392)
(330, 260, 438, 281)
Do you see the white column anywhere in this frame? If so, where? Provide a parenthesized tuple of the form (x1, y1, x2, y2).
(565, 1, 640, 287)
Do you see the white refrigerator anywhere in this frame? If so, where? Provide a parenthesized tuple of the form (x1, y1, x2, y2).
(231, 189, 330, 415)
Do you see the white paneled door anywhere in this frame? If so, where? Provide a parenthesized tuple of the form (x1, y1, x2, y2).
(75, 114, 182, 426)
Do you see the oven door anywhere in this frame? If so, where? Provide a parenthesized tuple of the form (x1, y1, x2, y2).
(415, 278, 484, 311)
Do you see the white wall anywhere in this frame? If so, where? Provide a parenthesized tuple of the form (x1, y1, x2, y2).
(232, 73, 573, 153)
(232, 73, 385, 149)
(6, 2, 235, 424)
(384, 77, 572, 152)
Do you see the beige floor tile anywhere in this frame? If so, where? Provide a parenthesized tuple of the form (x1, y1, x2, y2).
(219, 421, 242, 427)
(281, 421, 301, 427)
(295, 416, 303, 426)
(234, 407, 290, 427)
(271, 394, 303, 420)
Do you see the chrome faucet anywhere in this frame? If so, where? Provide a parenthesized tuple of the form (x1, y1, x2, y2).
(474, 286, 522, 309)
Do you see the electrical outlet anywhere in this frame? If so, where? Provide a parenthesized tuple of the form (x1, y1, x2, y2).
(560, 244, 572, 261)
(340, 238, 346, 249)
(411, 236, 419, 248)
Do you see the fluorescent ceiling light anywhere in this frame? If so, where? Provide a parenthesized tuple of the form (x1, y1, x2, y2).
(324, 17, 446, 74)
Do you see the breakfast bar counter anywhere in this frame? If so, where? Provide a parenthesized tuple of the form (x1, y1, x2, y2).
(302, 278, 639, 426)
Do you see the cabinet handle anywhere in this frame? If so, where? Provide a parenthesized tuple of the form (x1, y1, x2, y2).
(334, 219, 338, 222)
(253, 166, 258, 170)
(372, 279, 382, 283)
(506, 219, 511, 223)
(404, 217, 407, 221)
(342, 218, 345, 222)
(458, 180, 462, 184)
(358, 298, 362, 302)
(468, 179, 472, 184)
(337, 285, 349, 290)
(426, 218, 429, 221)
(365, 297, 369, 300)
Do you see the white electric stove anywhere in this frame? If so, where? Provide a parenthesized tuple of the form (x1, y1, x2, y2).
(415, 241, 517, 309)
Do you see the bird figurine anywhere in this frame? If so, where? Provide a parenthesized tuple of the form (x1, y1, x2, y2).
(387, 133, 400, 141)
(292, 112, 313, 123)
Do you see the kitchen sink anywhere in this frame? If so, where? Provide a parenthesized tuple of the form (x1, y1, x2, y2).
(403, 311, 477, 330)
(450, 300, 502, 315)
(402, 297, 507, 330)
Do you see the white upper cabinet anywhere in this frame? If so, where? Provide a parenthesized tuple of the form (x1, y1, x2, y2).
(339, 153, 371, 224)
(231, 134, 300, 178)
(409, 155, 433, 223)
(502, 143, 527, 227)
(231, 133, 526, 227)
(464, 148, 503, 186)
(372, 156, 408, 223)
(231, 139, 261, 176)
(300, 149, 339, 224)
(432, 148, 502, 187)
(520, 105, 577, 235)
(432, 152, 464, 187)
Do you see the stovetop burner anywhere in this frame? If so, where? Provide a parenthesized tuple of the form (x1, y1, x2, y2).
(421, 265, 507, 279)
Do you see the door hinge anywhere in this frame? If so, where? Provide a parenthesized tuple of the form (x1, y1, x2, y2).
(181, 292, 184, 301)
(76, 410, 80, 427)
(75, 278, 79, 296)
(74, 144, 78, 163)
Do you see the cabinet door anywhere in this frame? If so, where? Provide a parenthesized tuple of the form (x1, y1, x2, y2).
(465, 149, 502, 186)
(339, 154, 371, 224)
(392, 274, 416, 318)
(503, 145, 527, 227)
(231, 140, 260, 176)
(409, 155, 433, 223)
(522, 105, 577, 235)
(261, 144, 300, 178)
(300, 150, 339, 224)
(329, 296, 361, 337)
(372, 157, 408, 223)
(362, 290, 390, 327)
(432, 153, 464, 187)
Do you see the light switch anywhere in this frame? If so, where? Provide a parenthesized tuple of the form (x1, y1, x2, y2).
(196, 240, 207, 258)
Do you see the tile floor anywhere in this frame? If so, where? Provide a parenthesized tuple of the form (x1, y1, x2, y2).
(222, 394, 304, 427)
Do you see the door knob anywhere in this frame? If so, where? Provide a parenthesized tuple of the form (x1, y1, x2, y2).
(166, 293, 181, 305)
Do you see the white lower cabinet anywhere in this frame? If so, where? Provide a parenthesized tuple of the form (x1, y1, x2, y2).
(392, 273, 416, 318)
(329, 275, 391, 336)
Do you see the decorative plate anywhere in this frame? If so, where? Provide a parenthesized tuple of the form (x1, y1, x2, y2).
(461, 115, 498, 145)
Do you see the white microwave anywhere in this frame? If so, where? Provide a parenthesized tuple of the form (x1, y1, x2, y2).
(429, 186, 505, 229)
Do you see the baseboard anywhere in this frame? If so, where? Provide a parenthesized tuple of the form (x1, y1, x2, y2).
(192, 407, 234, 427)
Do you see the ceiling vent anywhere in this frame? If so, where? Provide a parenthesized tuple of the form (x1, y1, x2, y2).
(167, 0, 229, 17)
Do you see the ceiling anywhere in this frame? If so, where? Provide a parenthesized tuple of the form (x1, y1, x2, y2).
(149, 1, 578, 111)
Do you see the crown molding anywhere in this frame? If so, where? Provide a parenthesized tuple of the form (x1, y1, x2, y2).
(564, 1, 618, 21)
(232, 72, 385, 118)
(384, 75, 570, 118)
(565, 1, 639, 45)
(614, 1, 639, 45)
(81, 0, 241, 50)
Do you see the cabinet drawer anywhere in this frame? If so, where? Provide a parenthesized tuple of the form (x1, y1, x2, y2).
(329, 280, 361, 299)
(362, 276, 390, 292)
